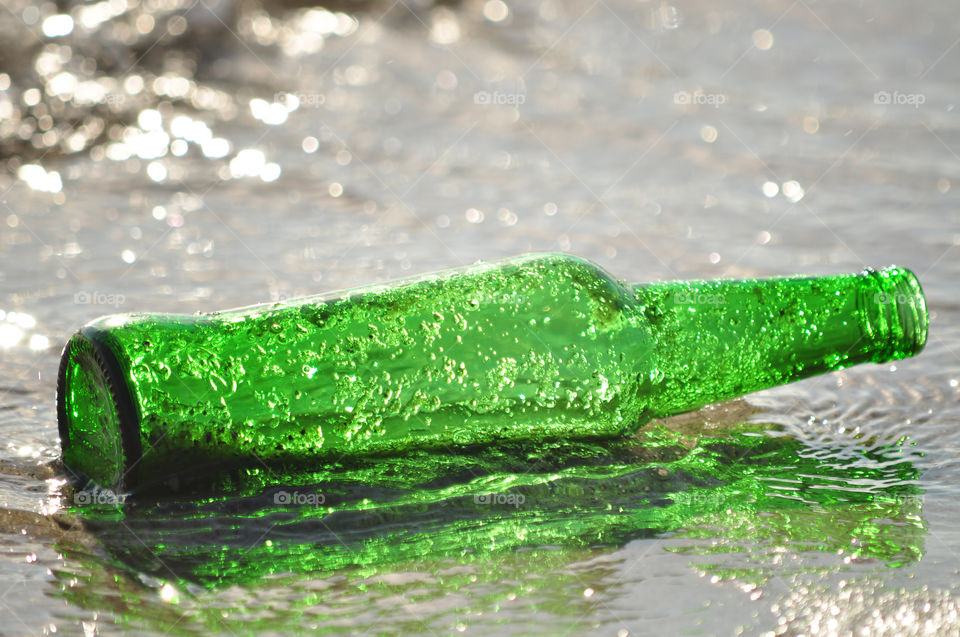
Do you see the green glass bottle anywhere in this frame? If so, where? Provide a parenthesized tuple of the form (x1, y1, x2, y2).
(57, 253, 927, 491)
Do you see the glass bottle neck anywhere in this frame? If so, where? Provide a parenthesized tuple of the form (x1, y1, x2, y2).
(632, 266, 928, 418)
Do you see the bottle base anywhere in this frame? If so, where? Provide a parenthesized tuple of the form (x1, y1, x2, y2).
(57, 327, 142, 492)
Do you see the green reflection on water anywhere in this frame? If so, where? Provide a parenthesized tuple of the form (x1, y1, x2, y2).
(52, 419, 925, 633)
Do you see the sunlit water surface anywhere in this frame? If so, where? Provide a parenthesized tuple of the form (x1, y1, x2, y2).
(1, 0, 960, 634)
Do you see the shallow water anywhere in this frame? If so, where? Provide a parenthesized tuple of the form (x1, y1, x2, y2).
(1, 0, 959, 634)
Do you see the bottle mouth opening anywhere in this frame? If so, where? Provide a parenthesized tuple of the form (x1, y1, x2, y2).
(861, 266, 929, 363)
(57, 327, 142, 493)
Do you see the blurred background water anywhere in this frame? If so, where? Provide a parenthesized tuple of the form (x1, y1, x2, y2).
(1, 0, 959, 634)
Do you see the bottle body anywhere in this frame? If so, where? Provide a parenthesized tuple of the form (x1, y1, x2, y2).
(57, 253, 927, 491)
